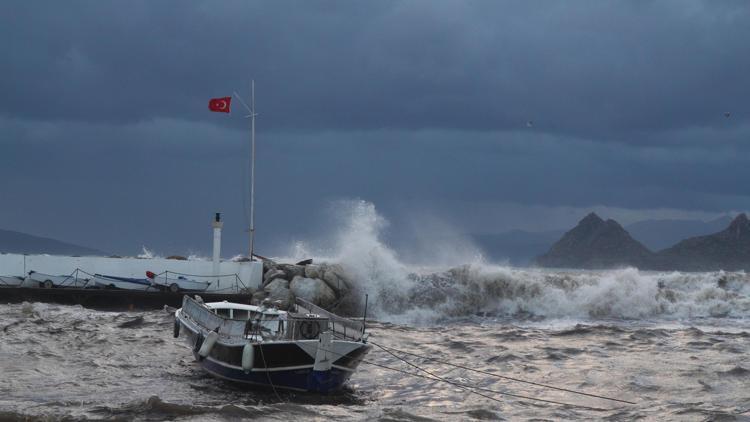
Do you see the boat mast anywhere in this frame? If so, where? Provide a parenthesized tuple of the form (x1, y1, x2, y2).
(249, 80, 256, 260)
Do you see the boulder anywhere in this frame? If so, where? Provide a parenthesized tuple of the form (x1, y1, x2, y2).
(321, 264, 350, 294)
(304, 264, 322, 279)
(250, 290, 268, 305)
(262, 259, 278, 273)
(290, 276, 337, 308)
(278, 264, 305, 280)
(264, 279, 294, 309)
(263, 269, 286, 285)
(264, 278, 289, 291)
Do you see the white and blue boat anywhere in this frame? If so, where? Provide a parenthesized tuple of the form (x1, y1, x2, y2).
(146, 271, 211, 293)
(91, 274, 156, 291)
(25, 270, 90, 288)
(174, 296, 370, 393)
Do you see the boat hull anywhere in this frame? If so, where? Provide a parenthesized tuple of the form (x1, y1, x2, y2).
(177, 311, 370, 393)
(197, 353, 354, 393)
(151, 276, 210, 292)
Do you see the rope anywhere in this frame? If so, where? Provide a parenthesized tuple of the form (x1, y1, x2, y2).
(227, 336, 600, 409)
(372, 342, 636, 405)
(369, 342, 612, 411)
(253, 312, 284, 402)
(257, 343, 283, 402)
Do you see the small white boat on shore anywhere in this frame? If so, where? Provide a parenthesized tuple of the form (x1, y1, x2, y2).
(26, 271, 90, 288)
(91, 274, 157, 291)
(146, 271, 211, 293)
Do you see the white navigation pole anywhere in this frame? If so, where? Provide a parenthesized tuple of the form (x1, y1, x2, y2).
(233, 80, 257, 261)
(249, 80, 257, 261)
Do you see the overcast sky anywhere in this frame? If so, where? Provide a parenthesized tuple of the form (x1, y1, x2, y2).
(1, 1, 749, 257)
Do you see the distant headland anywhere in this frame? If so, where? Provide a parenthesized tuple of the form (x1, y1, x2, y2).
(535, 212, 750, 271)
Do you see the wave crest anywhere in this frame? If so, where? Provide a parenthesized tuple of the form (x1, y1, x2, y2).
(286, 200, 750, 323)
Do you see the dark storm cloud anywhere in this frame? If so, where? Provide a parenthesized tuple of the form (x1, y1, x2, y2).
(3, 114, 750, 255)
(2, 1, 750, 256)
(1, 1, 748, 140)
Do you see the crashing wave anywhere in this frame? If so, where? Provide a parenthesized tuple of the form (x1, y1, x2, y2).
(281, 200, 750, 322)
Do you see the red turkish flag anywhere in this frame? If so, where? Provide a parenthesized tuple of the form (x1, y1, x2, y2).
(208, 97, 231, 113)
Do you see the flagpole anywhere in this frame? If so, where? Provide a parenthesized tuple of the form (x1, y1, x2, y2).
(249, 80, 256, 261)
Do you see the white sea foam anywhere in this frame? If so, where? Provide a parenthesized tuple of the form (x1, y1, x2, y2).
(282, 200, 750, 323)
(137, 246, 156, 259)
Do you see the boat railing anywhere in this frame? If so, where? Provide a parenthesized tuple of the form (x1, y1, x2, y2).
(181, 295, 247, 338)
(294, 297, 365, 342)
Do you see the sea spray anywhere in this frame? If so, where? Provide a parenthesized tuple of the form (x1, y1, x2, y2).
(137, 247, 156, 259)
(278, 200, 750, 323)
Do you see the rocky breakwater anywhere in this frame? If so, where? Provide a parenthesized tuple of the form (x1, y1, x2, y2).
(251, 259, 358, 314)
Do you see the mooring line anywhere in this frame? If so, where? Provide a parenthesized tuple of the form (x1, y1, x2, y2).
(371, 341, 636, 405)
(367, 342, 612, 411)
(310, 344, 608, 410)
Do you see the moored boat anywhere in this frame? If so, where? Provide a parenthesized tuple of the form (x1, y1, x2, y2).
(91, 274, 156, 291)
(25, 270, 90, 288)
(174, 295, 370, 393)
(146, 271, 211, 293)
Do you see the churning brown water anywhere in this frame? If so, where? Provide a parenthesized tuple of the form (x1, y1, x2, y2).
(1, 288, 748, 421)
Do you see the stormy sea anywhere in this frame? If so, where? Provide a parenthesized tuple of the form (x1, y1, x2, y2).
(2, 204, 749, 421)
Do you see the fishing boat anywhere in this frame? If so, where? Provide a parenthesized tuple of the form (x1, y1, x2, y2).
(25, 270, 90, 288)
(174, 295, 371, 393)
(91, 274, 156, 291)
(146, 271, 211, 293)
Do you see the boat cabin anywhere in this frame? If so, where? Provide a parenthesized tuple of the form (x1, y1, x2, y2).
(198, 297, 364, 342)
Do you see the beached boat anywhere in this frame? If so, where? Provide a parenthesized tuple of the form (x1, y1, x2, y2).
(25, 270, 90, 288)
(146, 271, 211, 293)
(174, 295, 370, 393)
(0, 275, 25, 287)
(91, 274, 157, 291)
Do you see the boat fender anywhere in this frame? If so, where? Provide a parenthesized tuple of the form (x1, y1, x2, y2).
(241, 343, 254, 373)
(198, 331, 219, 358)
(173, 318, 180, 338)
(193, 333, 204, 356)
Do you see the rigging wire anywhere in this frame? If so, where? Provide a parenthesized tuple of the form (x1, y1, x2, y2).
(371, 341, 636, 405)
(361, 343, 613, 411)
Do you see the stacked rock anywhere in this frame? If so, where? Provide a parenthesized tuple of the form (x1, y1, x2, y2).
(252, 258, 353, 312)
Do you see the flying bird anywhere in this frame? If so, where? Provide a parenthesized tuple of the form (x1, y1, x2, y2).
(526, 120, 534, 128)
(724, 112, 731, 118)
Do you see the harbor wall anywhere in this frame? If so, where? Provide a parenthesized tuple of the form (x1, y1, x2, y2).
(0, 253, 262, 289)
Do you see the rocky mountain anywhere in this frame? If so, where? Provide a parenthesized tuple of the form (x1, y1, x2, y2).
(652, 214, 750, 271)
(535, 213, 750, 271)
(535, 213, 653, 269)
(0, 228, 104, 256)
